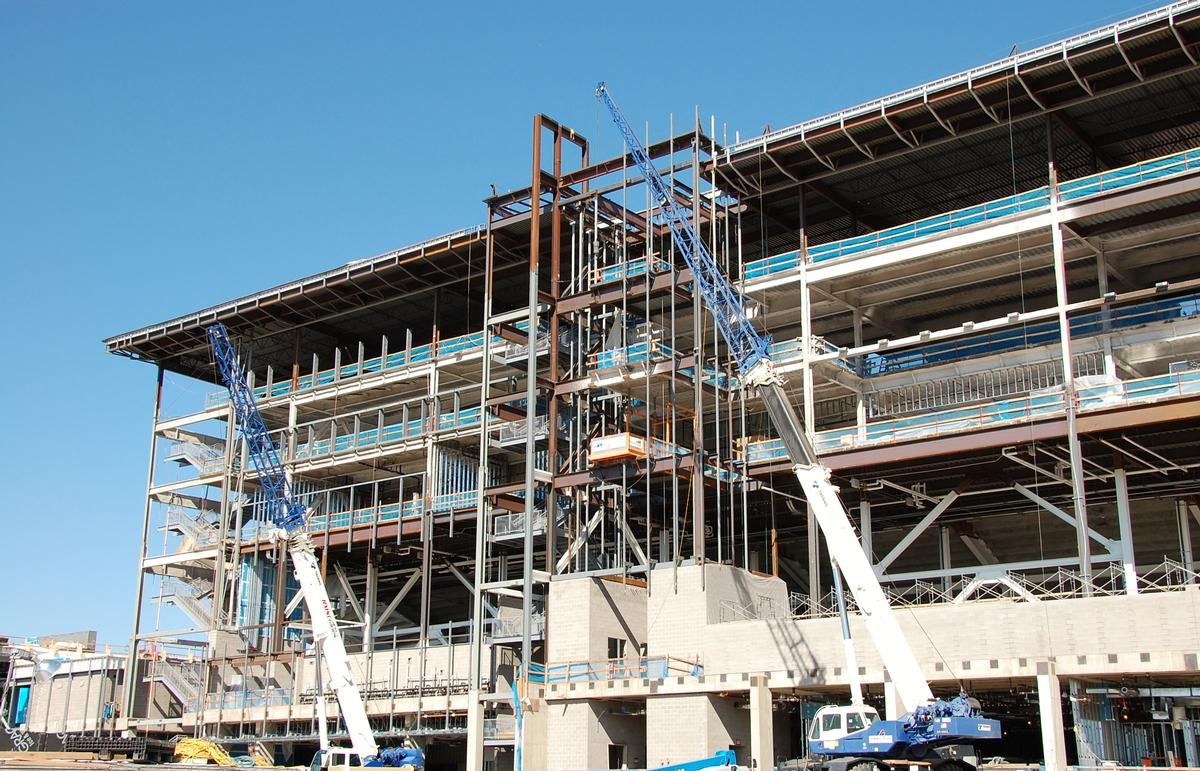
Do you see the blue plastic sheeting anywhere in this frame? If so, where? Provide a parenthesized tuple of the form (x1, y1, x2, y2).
(743, 369, 1200, 465)
(743, 145, 1200, 281)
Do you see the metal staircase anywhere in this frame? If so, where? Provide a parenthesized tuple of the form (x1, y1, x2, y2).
(144, 657, 205, 706)
(156, 578, 224, 627)
(164, 439, 226, 475)
(165, 506, 221, 548)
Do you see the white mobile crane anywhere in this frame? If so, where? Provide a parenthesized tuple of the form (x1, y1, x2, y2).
(595, 84, 998, 771)
(207, 324, 423, 770)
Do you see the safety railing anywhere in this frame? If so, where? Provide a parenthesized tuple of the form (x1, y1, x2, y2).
(1059, 147, 1200, 201)
(592, 256, 672, 286)
(743, 144, 1200, 281)
(487, 612, 546, 641)
(145, 658, 205, 704)
(483, 715, 516, 741)
(493, 509, 547, 538)
(206, 320, 546, 408)
(291, 406, 482, 463)
(785, 559, 1199, 620)
(528, 655, 702, 683)
(743, 367, 1200, 464)
(165, 440, 226, 476)
(718, 595, 784, 623)
(870, 351, 1105, 418)
(165, 506, 221, 547)
(188, 687, 293, 712)
(305, 499, 424, 532)
(855, 290, 1200, 377)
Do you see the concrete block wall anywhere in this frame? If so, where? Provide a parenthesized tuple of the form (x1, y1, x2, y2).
(12, 655, 125, 734)
(543, 701, 645, 770)
(547, 577, 646, 663)
(646, 563, 787, 662)
(645, 693, 747, 767)
(690, 581, 1200, 687)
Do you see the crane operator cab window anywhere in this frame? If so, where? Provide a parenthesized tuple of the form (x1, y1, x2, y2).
(809, 704, 881, 742)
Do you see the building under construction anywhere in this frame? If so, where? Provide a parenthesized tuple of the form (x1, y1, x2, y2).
(100, 4, 1200, 769)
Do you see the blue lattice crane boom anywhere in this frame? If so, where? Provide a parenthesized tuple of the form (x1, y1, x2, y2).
(207, 323, 306, 532)
(595, 84, 998, 766)
(207, 323, 423, 769)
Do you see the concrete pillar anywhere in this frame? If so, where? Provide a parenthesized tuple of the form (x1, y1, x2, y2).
(749, 676, 774, 770)
(883, 677, 900, 721)
(1113, 460, 1138, 594)
(1037, 661, 1068, 771)
(465, 689, 485, 771)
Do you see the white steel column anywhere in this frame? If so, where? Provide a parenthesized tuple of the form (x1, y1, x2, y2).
(465, 692, 485, 771)
(807, 505, 821, 608)
(799, 251, 816, 443)
(859, 499, 873, 560)
(1113, 458, 1138, 594)
(1047, 120, 1093, 588)
(1095, 245, 1117, 378)
(749, 675, 774, 771)
(1037, 660, 1068, 771)
(123, 366, 164, 718)
(1179, 499, 1195, 575)
(853, 308, 867, 439)
(940, 526, 952, 591)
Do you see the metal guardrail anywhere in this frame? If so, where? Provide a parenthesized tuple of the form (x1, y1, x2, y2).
(206, 321, 545, 409)
(165, 440, 226, 476)
(743, 145, 1200, 280)
(488, 612, 545, 640)
(529, 655, 702, 683)
(483, 715, 516, 740)
(744, 367, 1200, 463)
(781, 559, 1200, 620)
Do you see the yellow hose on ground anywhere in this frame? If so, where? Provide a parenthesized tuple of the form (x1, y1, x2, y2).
(174, 737, 237, 766)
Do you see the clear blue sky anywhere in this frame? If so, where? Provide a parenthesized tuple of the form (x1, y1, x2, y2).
(0, 0, 1151, 644)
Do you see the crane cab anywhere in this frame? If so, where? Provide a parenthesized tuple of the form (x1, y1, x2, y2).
(809, 704, 881, 744)
(311, 748, 358, 771)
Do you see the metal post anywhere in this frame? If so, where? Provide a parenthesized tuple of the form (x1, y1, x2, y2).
(1047, 117, 1093, 588)
(860, 499, 873, 561)
(799, 188, 816, 445)
(1179, 499, 1195, 574)
(123, 365, 164, 719)
(467, 222, 495, 771)
(522, 116, 543, 686)
(691, 134, 706, 570)
(1113, 455, 1138, 594)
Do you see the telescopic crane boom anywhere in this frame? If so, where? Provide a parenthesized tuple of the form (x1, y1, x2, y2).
(595, 85, 1000, 766)
(594, 82, 934, 713)
(207, 323, 381, 764)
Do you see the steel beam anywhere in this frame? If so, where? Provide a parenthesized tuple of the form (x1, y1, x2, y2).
(876, 491, 960, 573)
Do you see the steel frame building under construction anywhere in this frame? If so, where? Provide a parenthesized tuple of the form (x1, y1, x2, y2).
(103, 4, 1200, 769)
